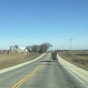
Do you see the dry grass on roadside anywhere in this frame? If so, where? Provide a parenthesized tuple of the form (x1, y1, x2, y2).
(58, 51, 88, 70)
(0, 52, 42, 70)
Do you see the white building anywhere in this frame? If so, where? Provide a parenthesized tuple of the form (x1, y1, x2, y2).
(19, 47, 28, 53)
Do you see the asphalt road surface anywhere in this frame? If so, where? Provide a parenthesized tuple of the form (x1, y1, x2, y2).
(0, 53, 88, 88)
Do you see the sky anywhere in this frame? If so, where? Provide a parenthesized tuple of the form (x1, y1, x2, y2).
(0, 0, 88, 50)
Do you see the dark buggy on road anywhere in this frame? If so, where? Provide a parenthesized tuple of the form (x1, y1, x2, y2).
(52, 51, 57, 62)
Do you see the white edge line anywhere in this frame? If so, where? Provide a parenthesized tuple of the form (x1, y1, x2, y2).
(63, 64, 85, 85)
(0, 53, 46, 74)
(57, 55, 86, 85)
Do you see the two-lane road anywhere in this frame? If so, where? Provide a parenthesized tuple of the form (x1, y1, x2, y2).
(0, 53, 88, 88)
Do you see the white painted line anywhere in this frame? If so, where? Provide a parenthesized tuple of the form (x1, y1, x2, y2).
(57, 55, 86, 86)
(57, 55, 88, 81)
(0, 53, 46, 74)
(64, 64, 85, 85)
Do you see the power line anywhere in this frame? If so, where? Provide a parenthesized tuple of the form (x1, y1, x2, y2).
(73, 29, 88, 39)
(60, 29, 88, 50)
(74, 32, 88, 39)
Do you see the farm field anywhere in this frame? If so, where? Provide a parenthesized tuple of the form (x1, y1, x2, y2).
(0, 52, 42, 70)
(58, 51, 88, 71)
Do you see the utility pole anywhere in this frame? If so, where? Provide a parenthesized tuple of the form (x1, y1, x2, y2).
(70, 39, 73, 54)
(62, 45, 63, 52)
(59, 47, 60, 50)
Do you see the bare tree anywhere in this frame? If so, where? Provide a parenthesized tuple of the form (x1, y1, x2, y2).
(26, 46, 32, 52)
(39, 43, 52, 53)
(31, 45, 40, 52)
(26, 42, 52, 53)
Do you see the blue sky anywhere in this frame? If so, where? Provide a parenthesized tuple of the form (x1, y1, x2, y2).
(0, 0, 88, 50)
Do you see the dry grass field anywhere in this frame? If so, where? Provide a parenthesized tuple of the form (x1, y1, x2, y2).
(0, 52, 42, 70)
(58, 51, 88, 70)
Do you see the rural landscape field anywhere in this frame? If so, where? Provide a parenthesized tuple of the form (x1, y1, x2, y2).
(0, 52, 41, 70)
(1, 51, 88, 70)
(58, 51, 88, 70)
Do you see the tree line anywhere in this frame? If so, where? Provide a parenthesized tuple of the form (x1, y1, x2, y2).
(26, 43, 52, 53)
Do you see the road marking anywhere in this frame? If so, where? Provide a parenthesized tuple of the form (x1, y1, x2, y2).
(12, 62, 45, 88)
(0, 53, 46, 74)
(57, 55, 87, 85)
(60, 62, 86, 85)
(12, 55, 50, 88)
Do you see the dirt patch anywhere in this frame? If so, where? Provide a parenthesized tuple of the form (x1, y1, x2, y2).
(0, 53, 42, 70)
(58, 51, 88, 70)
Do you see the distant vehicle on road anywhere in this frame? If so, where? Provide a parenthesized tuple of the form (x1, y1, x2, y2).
(52, 51, 57, 61)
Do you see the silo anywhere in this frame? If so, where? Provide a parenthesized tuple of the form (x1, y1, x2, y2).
(10, 46, 14, 51)
(18, 48, 21, 53)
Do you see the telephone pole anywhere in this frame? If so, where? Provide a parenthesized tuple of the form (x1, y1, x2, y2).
(70, 39, 73, 54)
(62, 45, 63, 51)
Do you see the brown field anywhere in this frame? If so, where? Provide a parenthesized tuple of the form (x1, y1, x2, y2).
(0, 52, 42, 70)
(58, 51, 88, 70)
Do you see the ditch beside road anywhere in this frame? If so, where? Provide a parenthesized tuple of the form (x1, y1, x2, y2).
(58, 51, 88, 71)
